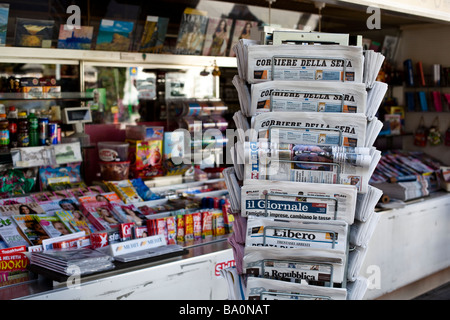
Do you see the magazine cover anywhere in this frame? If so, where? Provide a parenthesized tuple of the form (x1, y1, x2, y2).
(228, 20, 257, 57)
(0, 203, 45, 217)
(12, 215, 50, 246)
(175, 8, 208, 55)
(202, 17, 232, 56)
(56, 210, 95, 235)
(0, 4, 9, 46)
(57, 24, 94, 50)
(0, 217, 30, 247)
(81, 201, 121, 231)
(14, 18, 55, 48)
(34, 215, 72, 238)
(139, 16, 169, 53)
(96, 19, 134, 51)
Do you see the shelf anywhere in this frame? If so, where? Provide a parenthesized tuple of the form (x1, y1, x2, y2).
(0, 92, 94, 101)
(0, 47, 237, 69)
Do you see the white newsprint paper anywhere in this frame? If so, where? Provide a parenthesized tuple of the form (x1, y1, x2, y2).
(243, 246, 346, 285)
(245, 217, 349, 252)
(241, 179, 357, 224)
(250, 111, 367, 148)
(245, 272, 347, 300)
(245, 44, 364, 84)
(250, 80, 367, 116)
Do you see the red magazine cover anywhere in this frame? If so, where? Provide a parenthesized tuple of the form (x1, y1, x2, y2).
(81, 201, 121, 231)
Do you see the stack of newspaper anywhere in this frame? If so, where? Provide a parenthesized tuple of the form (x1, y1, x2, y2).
(222, 33, 386, 301)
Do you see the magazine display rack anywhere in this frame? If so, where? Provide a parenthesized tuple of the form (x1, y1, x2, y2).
(223, 31, 386, 300)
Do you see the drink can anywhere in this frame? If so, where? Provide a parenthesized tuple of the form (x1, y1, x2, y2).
(49, 123, 58, 144)
(38, 117, 48, 145)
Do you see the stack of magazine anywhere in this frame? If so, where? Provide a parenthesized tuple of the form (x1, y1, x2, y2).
(223, 30, 385, 300)
(30, 247, 115, 276)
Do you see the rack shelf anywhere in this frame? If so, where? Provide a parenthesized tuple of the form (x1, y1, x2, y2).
(0, 47, 237, 69)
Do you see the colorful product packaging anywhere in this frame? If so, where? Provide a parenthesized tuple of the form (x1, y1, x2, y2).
(202, 211, 213, 238)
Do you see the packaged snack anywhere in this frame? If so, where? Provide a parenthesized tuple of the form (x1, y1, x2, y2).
(176, 214, 185, 242)
(166, 216, 176, 245)
(192, 212, 202, 240)
(202, 211, 212, 238)
(156, 218, 167, 243)
(184, 213, 194, 242)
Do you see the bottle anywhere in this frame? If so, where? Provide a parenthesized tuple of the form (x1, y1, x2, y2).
(0, 114, 9, 152)
(28, 109, 38, 147)
(38, 116, 49, 146)
(7, 106, 18, 148)
(17, 111, 29, 147)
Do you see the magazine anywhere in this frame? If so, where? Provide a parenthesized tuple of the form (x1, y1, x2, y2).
(30, 247, 114, 276)
(12, 215, 50, 246)
(0, 203, 45, 216)
(175, 8, 208, 55)
(96, 19, 134, 51)
(57, 25, 94, 50)
(55, 210, 93, 235)
(81, 201, 121, 231)
(0, 217, 29, 247)
(34, 215, 72, 238)
(202, 17, 233, 56)
(14, 18, 54, 48)
(229, 20, 258, 57)
(0, 4, 9, 46)
(139, 16, 169, 53)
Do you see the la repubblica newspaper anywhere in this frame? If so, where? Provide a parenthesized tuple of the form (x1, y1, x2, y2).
(223, 33, 386, 301)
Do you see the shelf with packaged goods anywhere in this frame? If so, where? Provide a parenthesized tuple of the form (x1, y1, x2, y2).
(0, 46, 237, 69)
(0, 92, 94, 101)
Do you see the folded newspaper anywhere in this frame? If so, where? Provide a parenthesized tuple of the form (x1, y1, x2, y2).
(244, 246, 347, 284)
(245, 217, 348, 252)
(241, 180, 357, 224)
(355, 185, 383, 222)
(245, 275, 347, 300)
(346, 276, 369, 300)
(349, 211, 380, 248)
(249, 80, 367, 116)
(243, 141, 381, 193)
(250, 111, 368, 147)
(363, 50, 385, 89)
(347, 245, 368, 282)
(243, 44, 364, 84)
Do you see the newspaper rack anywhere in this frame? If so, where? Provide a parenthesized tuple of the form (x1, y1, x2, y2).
(270, 55, 349, 82)
(269, 90, 346, 112)
(272, 31, 350, 46)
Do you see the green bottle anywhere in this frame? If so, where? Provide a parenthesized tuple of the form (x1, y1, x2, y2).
(28, 109, 38, 147)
